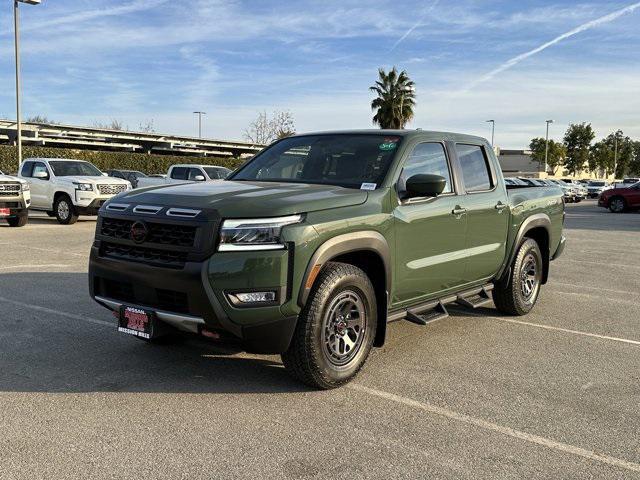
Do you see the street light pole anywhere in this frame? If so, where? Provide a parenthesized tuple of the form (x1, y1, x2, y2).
(193, 111, 206, 138)
(613, 133, 618, 179)
(13, 0, 41, 172)
(399, 85, 415, 129)
(545, 119, 554, 174)
(486, 120, 495, 147)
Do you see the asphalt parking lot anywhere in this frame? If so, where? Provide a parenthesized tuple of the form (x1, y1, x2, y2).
(1, 201, 639, 479)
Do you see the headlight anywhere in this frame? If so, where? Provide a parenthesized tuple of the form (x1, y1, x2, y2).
(74, 182, 93, 191)
(218, 214, 303, 251)
(21, 183, 30, 192)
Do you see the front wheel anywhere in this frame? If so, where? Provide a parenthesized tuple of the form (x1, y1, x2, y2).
(7, 214, 28, 227)
(493, 238, 543, 316)
(609, 197, 625, 213)
(282, 262, 377, 389)
(54, 195, 79, 225)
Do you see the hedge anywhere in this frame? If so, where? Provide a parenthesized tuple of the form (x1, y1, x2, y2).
(0, 145, 246, 176)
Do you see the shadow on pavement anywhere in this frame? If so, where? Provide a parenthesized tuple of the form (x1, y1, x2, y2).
(0, 272, 310, 395)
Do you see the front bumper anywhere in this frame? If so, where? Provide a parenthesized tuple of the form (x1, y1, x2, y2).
(89, 246, 298, 354)
(0, 194, 29, 216)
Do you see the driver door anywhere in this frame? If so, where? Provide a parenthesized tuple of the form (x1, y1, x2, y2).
(28, 161, 53, 209)
(392, 142, 468, 308)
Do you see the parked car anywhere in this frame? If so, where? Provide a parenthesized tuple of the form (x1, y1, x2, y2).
(517, 177, 548, 187)
(586, 180, 610, 198)
(0, 169, 30, 227)
(547, 179, 576, 203)
(89, 130, 565, 389)
(18, 158, 131, 225)
(136, 164, 232, 188)
(598, 181, 640, 213)
(107, 169, 148, 189)
(504, 177, 528, 187)
(559, 179, 586, 202)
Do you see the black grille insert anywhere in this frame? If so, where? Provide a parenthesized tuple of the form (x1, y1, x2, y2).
(156, 289, 189, 314)
(101, 217, 197, 247)
(102, 278, 135, 303)
(101, 242, 188, 268)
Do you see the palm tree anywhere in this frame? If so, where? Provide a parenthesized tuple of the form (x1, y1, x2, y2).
(370, 67, 416, 129)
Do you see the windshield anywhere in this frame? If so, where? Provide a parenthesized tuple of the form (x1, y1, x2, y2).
(230, 134, 403, 189)
(49, 161, 102, 177)
(204, 167, 231, 179)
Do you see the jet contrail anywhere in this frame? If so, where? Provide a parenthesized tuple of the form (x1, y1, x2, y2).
(390, 0, 440, 52)
(461, 1, 640, 92)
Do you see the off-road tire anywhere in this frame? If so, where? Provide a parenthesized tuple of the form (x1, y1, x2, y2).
(609, 196, 626, 213)
(54, 195, 79, 225)
(282, 262, 377, 389)
(7, 214, 28, 227)
(493, 238, 543, 316)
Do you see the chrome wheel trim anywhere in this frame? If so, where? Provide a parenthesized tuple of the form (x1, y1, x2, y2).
(520, 253, 540, 301)
(57, 200, 69, 220)
(321, 290, 366, 367)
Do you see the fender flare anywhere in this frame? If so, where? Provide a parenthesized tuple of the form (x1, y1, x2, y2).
(498, 213, 551, 283)
(297, 230, 392, 308)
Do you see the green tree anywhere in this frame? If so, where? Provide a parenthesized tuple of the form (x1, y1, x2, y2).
(563, 123, 595, 175)
(589, 140, 614, 177)
(370, 67, 416, 129)
(629, 141, 640, 176)
(529, 137, 565, 174)
(604, 130, 634, 178)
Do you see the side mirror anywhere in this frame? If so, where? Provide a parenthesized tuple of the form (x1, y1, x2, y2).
(405, 174, 446, 198)
(33, 170, 49, 180)
(194, 175, 206, 182)
(102, 172, 109, 176)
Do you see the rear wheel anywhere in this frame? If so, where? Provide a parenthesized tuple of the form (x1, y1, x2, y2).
(609, 197, 625, 213)
(493, 238, 543, 316)
(282, 262, 377, 389)
(7, 213, 28, 227)
(54, 195, 79, 225)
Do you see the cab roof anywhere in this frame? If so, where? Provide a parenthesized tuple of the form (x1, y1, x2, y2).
(289, 129, 490, 145)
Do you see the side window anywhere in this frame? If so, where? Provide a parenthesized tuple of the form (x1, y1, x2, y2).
(188, 168, 204, 180)
(456, 144, 493, 192)
(20, 161, 34, 177)
(32, 162, 49, 179)
(401, 143, 452, 194)
(170, 167, 188, 180)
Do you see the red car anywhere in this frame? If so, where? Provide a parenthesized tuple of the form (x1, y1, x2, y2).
(598, 181, 640, 213)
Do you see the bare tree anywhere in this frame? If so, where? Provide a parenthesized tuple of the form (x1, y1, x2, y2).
(138, 119, 155, 133)
(27, 115, 56, 124)
(93, 119, 127, 131)
(244, 111, 295, 144)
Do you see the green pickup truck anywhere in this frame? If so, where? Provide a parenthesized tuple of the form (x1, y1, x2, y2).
(89, 130, 566, 388)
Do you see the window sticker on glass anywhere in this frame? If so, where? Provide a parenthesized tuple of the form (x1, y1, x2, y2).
(360, 183, 377, 190)
(379, 137, 400, 151)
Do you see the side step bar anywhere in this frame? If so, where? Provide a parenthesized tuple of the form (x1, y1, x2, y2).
(389, 283, 494, 326)
(456, 285, 494, 309)
(405, 301, 449, 325)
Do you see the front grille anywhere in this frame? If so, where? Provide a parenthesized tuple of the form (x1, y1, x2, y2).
(0, 184, 21, 197)
(102, 278, 136, 303)
(0, 202, 20, 208)
(98, 184, 128, 195)
(101, 218, 196, 247)
(101, 242, 188, 268)
(156, 289, 189, 314)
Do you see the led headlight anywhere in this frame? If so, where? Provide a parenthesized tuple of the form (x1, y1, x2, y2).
(74, 182, 93, 191)
(21, 182, 30, 192)
(218, 214, 303, 251)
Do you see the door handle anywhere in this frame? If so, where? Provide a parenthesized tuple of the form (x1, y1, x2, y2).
(452, 206, 467, 216)
(495, 201, 507, 211)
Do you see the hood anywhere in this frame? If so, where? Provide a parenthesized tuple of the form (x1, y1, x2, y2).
(115, 181, 369, 217)
(56, 175, 130, 184)
(0, 174, 26, 184)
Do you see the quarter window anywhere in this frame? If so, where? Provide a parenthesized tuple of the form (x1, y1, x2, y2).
(456, 144, 493, 192)
(400, 143, 452, 194)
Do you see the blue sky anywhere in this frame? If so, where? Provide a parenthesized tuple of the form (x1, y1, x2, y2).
(1, 0, 639, 147)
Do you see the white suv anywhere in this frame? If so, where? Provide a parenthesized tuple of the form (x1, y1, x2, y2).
(18, 158, 131, 225)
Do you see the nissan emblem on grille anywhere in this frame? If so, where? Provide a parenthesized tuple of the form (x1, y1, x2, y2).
(130, 221, 149, 243)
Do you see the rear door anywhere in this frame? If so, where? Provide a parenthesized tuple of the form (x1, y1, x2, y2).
(626, 183, 640, 207)
(454, 143, 509, 282)
(392, 142, 468, 307)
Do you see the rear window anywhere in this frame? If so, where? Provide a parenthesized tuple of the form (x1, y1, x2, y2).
(456, 144, 493, 192)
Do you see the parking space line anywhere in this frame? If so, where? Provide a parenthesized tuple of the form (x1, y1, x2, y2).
(0, 264, 73, 270)
(551, 282, 637, 296)
(349, 383, 640, 474)
(483, 316, 640, 346)
(0, 296, 112, 327)
(559, 259, 640, 269)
